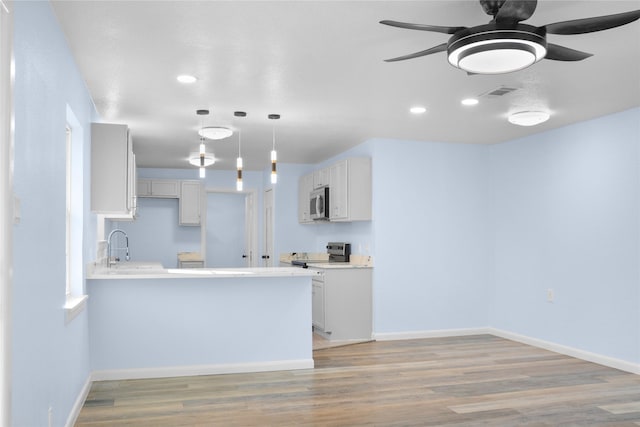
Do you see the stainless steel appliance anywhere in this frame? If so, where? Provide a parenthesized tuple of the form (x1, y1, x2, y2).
(310, 187, 329, 220)
(291, 242, 350, 268)
(326, 242, 351, 262)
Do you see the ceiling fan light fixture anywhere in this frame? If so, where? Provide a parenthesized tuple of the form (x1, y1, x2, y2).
(508, 110, 550, 126)
(447, 25, 547, 74)
(198, 126, 233, 140)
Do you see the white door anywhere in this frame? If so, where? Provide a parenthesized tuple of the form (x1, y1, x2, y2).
(243, 192, 256, 267)
(206, 192, 246, 268)
(263, 189, 274, 267)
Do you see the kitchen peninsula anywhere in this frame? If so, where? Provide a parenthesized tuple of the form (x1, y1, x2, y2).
(86, 265, 316, 381)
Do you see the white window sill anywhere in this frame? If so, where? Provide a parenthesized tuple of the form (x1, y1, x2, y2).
(64, 294, 88, 324)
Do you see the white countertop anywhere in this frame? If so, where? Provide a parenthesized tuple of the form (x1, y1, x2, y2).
(304, 262, 372, 269)
(87, 263, 316, 280)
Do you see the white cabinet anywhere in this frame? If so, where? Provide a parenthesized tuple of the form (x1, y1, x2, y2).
(312, 278, 325, 330)
(298, 173, 314, 223)
(179, 180, 201, 226)
(330, 157, 371, 222)
(298, 157, 372, 223)
(313, 167, 330, 189)
(91, 123, 137, 219)
(179, 260, 204, 268)
(312, 268, 372, 341)
(138, 179, 179, 198)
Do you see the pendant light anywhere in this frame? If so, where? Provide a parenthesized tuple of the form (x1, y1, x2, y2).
(268, 114, 280, 184)
(199, 137, 206, 178)
(234, 111, 247, 191)
(191, 109, 215, 178)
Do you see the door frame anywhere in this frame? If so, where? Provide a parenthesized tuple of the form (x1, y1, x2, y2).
(200, 188, 258, 268)
(0, 1, 13, 423)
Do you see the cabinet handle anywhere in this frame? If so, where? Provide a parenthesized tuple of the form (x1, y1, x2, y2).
(242, 255, 248, 258)
(261, 255, 270, 259)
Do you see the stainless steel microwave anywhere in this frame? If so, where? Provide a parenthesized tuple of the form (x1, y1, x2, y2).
(310, 187, 329, 220)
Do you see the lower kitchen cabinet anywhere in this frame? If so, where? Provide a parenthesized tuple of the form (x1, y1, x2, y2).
(312, 268, 372, 341)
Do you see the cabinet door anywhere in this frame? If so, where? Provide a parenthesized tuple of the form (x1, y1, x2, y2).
(151, 180, 179, 197)
(313, 168, 330, 189)
(179, 180, 201, 226)
(298, 173, 313, 223)
(137, 179, 152, 197)
(91, 123, 136, 218)
(329, 160, 348, 220)
(312, 280, 325, 330)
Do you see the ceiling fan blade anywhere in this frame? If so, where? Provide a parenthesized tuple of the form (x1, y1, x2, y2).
(384, 43, 448, 62)
(494, 0, 538, 24)
(379, 20, 466, 35)
(544, 43, 593, 61)
(544, 9, 640, 35)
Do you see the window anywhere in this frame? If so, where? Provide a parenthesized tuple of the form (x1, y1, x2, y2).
(63, 107, 87, 323)
(65, 125, 72, 297)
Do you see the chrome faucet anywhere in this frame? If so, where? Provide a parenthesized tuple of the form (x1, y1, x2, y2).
(107, 229, 130, 267)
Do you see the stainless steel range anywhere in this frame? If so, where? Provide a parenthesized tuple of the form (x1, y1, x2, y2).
(326, 242, 351, 263)
(291, 242, 351, 268)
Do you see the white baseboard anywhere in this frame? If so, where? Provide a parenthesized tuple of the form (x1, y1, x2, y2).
(91, 358, 315, 382)
(489, 328, 640, 375)
(373, 327, 491, 341)
(64, 375, 92, 427)
(374, 327, 639, 375)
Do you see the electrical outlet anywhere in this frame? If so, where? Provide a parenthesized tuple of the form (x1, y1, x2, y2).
(547, 288, 554, 303)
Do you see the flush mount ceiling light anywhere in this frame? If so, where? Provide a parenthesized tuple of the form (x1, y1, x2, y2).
(410, 106, 427, 114)
(508, 110, 550, 126)
(198, 126, 233, 140)
(447, 25, 547, 74)
(461, 98, 479, 106)
(177, 74, 197, 84)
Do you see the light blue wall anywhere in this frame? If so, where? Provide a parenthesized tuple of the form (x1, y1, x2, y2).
(490, 108, 640, 363)
(88, 276, 312, 372)
(13, 2, 97, 426)
(366, 140, 493, 334)
(114, 168, 266, 267)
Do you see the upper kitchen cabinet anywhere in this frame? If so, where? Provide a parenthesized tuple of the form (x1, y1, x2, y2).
(313, 167, 330, 189)
(330, 157, 371, 222)
(298, 173, 314, 223)
(138, 179, 179, 198)
(179, 180, 201, 226)
(91, 123, 137, 219)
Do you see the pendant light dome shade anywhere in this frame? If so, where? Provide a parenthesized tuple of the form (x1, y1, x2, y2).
(198, 126, 233, 140)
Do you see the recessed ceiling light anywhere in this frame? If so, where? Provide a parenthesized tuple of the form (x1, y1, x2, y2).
(177, 75, 197, 84)
(508, 111, 550, 126)
(410, 106, 427, 114)
(461, 98, 479, 106)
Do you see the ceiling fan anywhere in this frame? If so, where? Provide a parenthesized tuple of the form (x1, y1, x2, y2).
(380, 0, 640, 74)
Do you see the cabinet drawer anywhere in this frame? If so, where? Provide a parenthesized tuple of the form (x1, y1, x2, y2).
(179, 261, 204, 268)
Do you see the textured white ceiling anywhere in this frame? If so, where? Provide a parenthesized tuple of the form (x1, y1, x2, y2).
(51, 0, 640, 170)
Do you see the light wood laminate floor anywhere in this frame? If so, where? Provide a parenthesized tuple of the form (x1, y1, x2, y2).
(75, 335, 640, 426)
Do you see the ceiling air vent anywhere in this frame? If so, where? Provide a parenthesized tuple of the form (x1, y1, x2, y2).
(480, 86, 519, 98)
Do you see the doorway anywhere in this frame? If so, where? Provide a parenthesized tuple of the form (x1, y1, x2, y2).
(201, 190, 258, 268)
